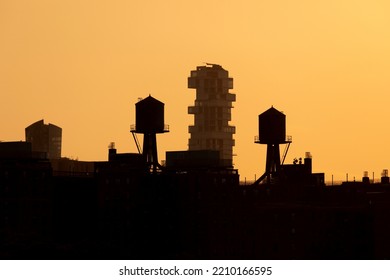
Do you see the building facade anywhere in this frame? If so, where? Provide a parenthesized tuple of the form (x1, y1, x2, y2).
(25, 120, 62, 159)
(187, 64, 236, 167)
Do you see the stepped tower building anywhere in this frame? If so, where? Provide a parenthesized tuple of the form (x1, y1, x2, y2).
(187, 64, 236, 167)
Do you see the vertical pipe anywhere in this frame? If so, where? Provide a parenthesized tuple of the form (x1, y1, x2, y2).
(152, 133, 158, 174)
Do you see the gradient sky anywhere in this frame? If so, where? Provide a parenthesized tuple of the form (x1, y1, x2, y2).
(1, 0, 390, 182)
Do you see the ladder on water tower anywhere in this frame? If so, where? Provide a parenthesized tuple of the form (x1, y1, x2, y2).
(131, 131, 142, 154)
(281, 136, 292, 165)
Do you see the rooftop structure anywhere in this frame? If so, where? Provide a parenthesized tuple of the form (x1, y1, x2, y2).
(187, 64, 236, 167)
(254, 107, 292, 184)
(130, 95, 169, 173)
(25, 119, 62, 159)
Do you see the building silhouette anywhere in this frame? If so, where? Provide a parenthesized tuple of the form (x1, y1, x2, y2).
(0, 141, 52, 258)
(188, 64, 236, 167)
(25, 120, 62, 159)
(2, 66, 390, 260)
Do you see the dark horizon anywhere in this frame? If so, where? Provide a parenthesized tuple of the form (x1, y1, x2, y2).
(1, 98, 389, 260)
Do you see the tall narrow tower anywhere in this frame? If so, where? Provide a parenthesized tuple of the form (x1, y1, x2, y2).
(188, 64, 236, 167)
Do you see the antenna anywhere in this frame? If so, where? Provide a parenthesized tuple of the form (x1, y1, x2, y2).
(204, 62, 221, 67)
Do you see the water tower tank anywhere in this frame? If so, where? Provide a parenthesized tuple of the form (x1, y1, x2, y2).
(258, 107, 286, 144)
(135, 95, 165, 133)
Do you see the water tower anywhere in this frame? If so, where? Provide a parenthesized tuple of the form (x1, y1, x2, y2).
(254, 106, 292, 184)
(130, 95, 169, 173)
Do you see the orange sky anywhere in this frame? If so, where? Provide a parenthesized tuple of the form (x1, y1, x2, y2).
(1, 0, 390, 182)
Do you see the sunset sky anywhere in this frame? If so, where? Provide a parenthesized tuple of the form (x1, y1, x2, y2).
(1, 0, 390, 182)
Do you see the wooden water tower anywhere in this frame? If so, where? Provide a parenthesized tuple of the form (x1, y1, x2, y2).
(131, 95, 169, 173)
(254, 106, 291, 184)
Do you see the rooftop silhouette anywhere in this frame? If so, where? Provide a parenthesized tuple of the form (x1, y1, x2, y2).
(25, 119, 62, 159)
(0, 65, 389, 260)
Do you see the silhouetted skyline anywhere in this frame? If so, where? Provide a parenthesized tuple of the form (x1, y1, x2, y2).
(1, 1, 390, 182)
(2, 93, 390, 260)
